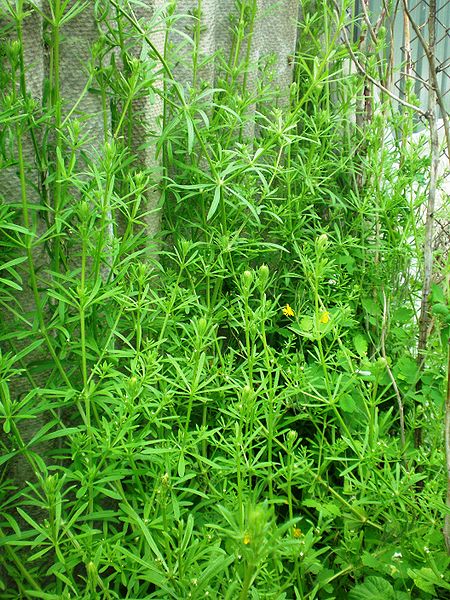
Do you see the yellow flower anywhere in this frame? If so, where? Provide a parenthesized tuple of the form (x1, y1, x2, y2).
(243, 533, 251, 545)
(282, 304, 294, 317)
(319, 311, 330, 324)
(293, 527, 302, 539)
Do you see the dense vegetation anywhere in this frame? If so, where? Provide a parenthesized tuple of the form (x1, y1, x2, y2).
(0, 1, 449, 598)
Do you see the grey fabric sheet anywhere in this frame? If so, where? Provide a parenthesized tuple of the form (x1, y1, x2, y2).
(0, 0, 298, 499)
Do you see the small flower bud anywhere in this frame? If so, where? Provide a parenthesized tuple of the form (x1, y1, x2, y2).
(78, 200, 90, 222)
(86, 561, 97, 586)
(316, 233, 329, 252)
(241, 384, 253, 404)
(70, 119, 81, 139)
(46, 474, 57, 494)
(137, 262, 147, 281)
(287, 429, 298, 445)
(7, 40, 21, 63)
(241, 269, 253, 292)
(197, 317, 207, 337)
(258, 264, 269, 288)
(134, 171, 145, 186)
(3, 94, 14, 109)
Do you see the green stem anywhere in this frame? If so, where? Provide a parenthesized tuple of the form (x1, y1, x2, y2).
(158, 269, 184, 345)
(239, 563, 254, 600)
(287, 457, 294, 522)
(244, 292, 253, 387)
(79, 230, 94, 548)
(241, 0, 257, 98)
(260, 291, 275, 500)
(201, 403, 208, 458)
(51, 0, 63, 274)
(15, 2, 48, 209)
(0, 533, 43, 593)
(232, 1, 247, 79)
(16, 121, 72, 390)
(192, 0, 202, 88)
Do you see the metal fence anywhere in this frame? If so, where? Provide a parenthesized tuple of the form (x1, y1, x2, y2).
(350, 1, 450, 263)
(352, 0, 450, 118)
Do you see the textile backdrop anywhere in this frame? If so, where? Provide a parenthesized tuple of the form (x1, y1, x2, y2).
(0, 0, 299, 506)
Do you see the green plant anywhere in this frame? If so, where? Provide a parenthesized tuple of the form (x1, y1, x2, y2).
(0, 0, 448, 598)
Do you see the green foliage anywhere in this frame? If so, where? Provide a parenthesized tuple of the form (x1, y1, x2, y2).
(0, 0, 448, 598)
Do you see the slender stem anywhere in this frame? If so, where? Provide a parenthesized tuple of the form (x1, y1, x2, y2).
(192, 0, 202, 89)
(15, 1, 48, 208)
(0, 532, 43, 593)
(260, 290, 274, 500)
(231, 1, 247, 79)
(241, 0, 257, 96)
(415, 0, 439, 448)
(80, 236, 88, 390)
(157, 268, 183, 345)
(51, 0, 63, 274)
(444, 322, 450, 553)
(244, 288, 253, 387)
(16, 121, 72, 389)
(79, 226, 94, 549)
(183, 349, 201, 436)
(201, 403, 208, 458)
(381, 291, 406, 451)
(239, 564, 254, 600)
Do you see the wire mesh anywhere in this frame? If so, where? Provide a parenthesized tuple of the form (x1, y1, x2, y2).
(406, 0, 450, 261)
(350, 0, 450, 265)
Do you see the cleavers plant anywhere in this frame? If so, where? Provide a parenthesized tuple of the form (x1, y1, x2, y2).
(0, 0, 448, 598)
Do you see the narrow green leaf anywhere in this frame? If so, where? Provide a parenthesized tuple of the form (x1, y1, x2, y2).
(207, 185, 221, 221)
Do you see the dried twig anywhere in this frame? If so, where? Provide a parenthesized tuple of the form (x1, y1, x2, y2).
(399, 70, 430, 89)
(402, 0, 412, 79)
(415, 0, 439, 411)
(445, 323, 450, 552)
(403, 0, 450, 554)
(331, 0, 427, 116)
(360, 0, 381, 47)
(401, 0, 450, 165)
